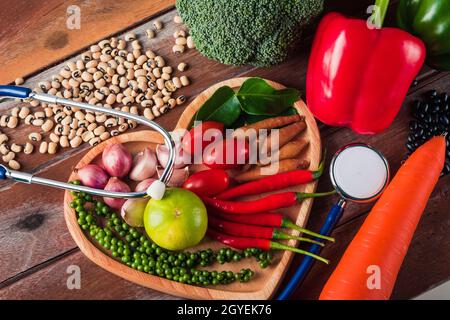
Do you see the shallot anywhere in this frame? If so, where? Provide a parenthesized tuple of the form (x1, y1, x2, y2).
(102, 143, 132, 178)
(121, 198, 148, 227)
(76, 164, 109, 189)
(135, 178, 157, 192)
(103, 177, 130, 210)
(129, 147, 157, 181)
(156, 143, 189, 169)
(157, 166, 189, 187)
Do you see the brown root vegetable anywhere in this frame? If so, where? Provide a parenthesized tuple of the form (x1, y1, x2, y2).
(235, 158, 310, 183)
(262, 121, 306, 153)
(260, 139, 309, 165)
(233, 114, 303, 138)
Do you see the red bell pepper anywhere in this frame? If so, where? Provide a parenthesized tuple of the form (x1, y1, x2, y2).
(306, 0, 426, 134)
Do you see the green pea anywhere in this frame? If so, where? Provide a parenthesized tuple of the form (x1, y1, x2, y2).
(130, 241, 138, 248)
(122, 256, 130, 263)
(81, 224, 89, 230)
(260, 260, 268, 268)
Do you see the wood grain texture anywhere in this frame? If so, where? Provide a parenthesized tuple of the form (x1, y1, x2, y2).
(63, 78, 321, 299)
(0, 0, 175, 84)
(0, 0, 449, 300)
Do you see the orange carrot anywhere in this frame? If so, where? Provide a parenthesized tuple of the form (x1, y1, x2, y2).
(319, 135, 446, 300)
(263, 121, 306, 153)
(260, 139, 309, 165)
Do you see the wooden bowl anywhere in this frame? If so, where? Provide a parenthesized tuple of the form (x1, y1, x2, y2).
(64, 77, 321, 299)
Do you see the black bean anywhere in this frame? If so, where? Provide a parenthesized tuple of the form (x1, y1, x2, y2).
(406, 142, 414, 151)
(443, 163, 450, 175)
(426, 89, 437, 99)
(439, 115, 449, 126)
(410, 79, 419, 88)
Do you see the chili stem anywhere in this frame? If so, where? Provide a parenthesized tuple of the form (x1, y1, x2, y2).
(296, 190, 336, 201)
(270, 241, 329, 264)
(281, 218, 335, 242)
(273, 230, 325, 247)
(374, 0, 390, 28)
(312, 151, 326, 179)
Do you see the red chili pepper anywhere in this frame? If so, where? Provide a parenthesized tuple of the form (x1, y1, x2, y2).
(210, 209, 334, 242)
(202, 190, 335, 214)
(307, 9, 425, 134)
(207, 228, 329, 264)
(208, 215, 325, 246)
(217, 159, 325, 200)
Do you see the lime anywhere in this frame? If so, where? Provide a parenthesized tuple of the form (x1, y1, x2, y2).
(144, 188, 207, 251)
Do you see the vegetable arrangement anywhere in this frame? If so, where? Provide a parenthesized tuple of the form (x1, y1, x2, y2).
(176, 0, 324, 67)
(320, 135, 446, 300)
(307, 0, 426, 134)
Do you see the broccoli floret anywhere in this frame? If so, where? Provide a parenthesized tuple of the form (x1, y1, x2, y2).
(176, 0, 324, 67)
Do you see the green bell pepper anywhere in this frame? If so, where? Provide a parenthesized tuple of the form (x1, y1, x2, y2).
(397, 0, 450, 71)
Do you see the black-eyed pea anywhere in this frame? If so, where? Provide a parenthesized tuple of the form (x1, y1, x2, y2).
(118, 123, 129, 133)
(156, 79, 165, 90)
(161, 73, 171, 81)
(11, 107, 20, 117)
(172, 45, 185, 54)
(154, 97, 164, 108)
(11, 143, 22, 153)
(122, 96, 133, 106)
(44, 107, 54, 118)
(48, 142, 58, 155)
(118, 117, 126, 125)
(39, 141, 48, 154)
(177, 62, 188, 72)
(6, 116, 18, 129)
(81, 52, 92, 62)
(15, 77, 24, 85)
(68, 129, 77, 140)
(165, 80, 177, 92)
(2, 151, 15, 162)
(49, 133, 60, 143)
(94, 90, 105, 100)
(76, 127, 85, 136)
(24, 142, 34, 155)
(59, 136, 69, 148)
(24, 114, 34, 125)
(18, 107, 30, 119)
(119, 77, 128, 89)
(104, 118, 118, 128)
(152, 68, 161, 79)
(176, 95, 187, 105)
(180, 75, 190, 86)
(88, 97, 99, 106)
(76, 60, 85, 70)
(100, 131, 110, 141)
(145, 50, 156, 59)
(127, 120, 137, 129)
(159, 105, 169, 114)
(61, 125, 70, 136)
(70, 118, 79, 129)
(146, 29, 155, 39)
(55, 91, 64, 98)
(0, 143, 9, 155)
(110, 129, 120, 137)
(168, 98, 177, 109)
(54, 112, 65, 124)
(34, 111, 45, 119)
(172, 77, 182, 89)
(143, 108, 154, 120)
(8, 159, 20, 170)
(173, 15, 182, 24)
(93, 126, 105, 136)
(187, 36, 195, 49)
(152, 106, 161, 117)
(81, 71, 93, 82)
(138, 82, 148, 92)
(131, 40, 141, 50)
(136, 55, 147, 66)
(109, 84, 120, 94)
(61, 116, 72, 126)
(92, 51, 101, 60)
(87, 123, 97, 132)
(100, 54, 112, 63)
(130, 106, 139, 115)
(126, 53, 135, 63)
(161, 89, 171, 98)
(74, 111, 85, 121)
(94, 79, 106, 89)
(69, 78, 80, 88)
(90, 44, 101, 53)
(42, 119, 54, 132)
(155, 56, 165, 68)
(96, 114, 107, 123)
(117, 39, 126, 50)
(89, 137, 101, 147)
(32, 118, 44, 127)
(82, 131, 94, 142)
(125, 33, 136, 42)
(173, 30, 186, 38)
(60, 68, 71, 79)
(0, 134, 8, 144)
(175, 37, 187, 46)
(29, 99, 40, 107)
(153, 19, 163, 30)
(70, 136, 82, 148)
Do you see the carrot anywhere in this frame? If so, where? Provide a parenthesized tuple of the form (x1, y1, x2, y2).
(260, 139, 309, 165)
(320, 135, 446, 300)
(234, 114, 303, 137)
(235, 158, 310, 183)
(262, 121, 306, 153)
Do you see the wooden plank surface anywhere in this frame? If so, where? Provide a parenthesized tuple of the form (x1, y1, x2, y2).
(0, 0, 175, 84)
(0, 0, 449, 300)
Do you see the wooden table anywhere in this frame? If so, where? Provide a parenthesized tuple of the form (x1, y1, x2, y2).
(0, 0, 448, 300)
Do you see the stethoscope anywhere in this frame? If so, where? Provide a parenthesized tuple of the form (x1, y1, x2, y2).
(278, 143, 390, 299)
(0, 85, 176, 200)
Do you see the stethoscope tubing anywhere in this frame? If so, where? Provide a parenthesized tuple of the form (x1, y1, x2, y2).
(0, 85, 176, 198)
